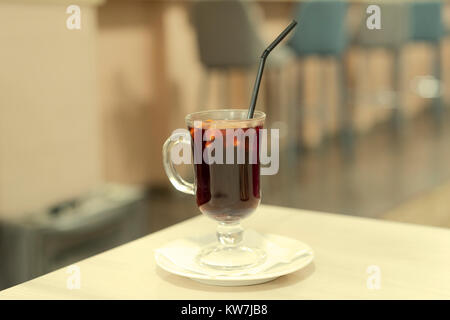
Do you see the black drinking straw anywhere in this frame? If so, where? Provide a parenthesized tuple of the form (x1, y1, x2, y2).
(247, 20, 298, 119)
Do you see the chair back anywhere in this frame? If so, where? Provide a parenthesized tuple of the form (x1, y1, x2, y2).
(409, 1, 443, 43)
(191, 0, 263, 69)
(355, 2, 410, 49)
(289, 0, 349, 56)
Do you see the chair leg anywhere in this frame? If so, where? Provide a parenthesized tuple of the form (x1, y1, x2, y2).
(337, 55, 353, 156)
(391, 48, 404, 131)
(281, 59, 302, 178)
(431, 42, 443, 125)
(318, 59, 327, 144)
(292, 59, 304, 153)
(198, 69, 209, 109)
(221, 69, 231, 107)
(264, 69, 275, 127)
(267, 67, 285, 124)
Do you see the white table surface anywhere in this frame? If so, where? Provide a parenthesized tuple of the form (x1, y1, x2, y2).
(1, 204, 449, 299)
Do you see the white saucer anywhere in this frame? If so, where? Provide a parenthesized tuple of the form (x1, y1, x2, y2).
(155, 232, 314, 286)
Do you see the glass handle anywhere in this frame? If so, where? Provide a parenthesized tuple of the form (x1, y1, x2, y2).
(162, 130, 195, 195)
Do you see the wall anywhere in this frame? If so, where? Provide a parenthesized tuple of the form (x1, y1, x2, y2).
(0, 0, 103, 218)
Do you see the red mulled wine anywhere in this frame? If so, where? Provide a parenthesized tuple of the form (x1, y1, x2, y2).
(189, 125, 262, 222)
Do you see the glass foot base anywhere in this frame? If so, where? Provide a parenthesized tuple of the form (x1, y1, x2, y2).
(196, 245, 266, 271)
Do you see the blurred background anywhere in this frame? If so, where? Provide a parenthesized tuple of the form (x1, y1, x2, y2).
(1, 0, 449, 290)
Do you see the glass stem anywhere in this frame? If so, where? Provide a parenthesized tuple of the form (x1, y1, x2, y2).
(216, 222, 243, 248)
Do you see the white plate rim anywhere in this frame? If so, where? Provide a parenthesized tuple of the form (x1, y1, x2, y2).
(155, 234, 314, 282)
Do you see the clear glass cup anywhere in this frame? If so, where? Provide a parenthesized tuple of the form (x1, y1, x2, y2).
(163, 109, 266, 271)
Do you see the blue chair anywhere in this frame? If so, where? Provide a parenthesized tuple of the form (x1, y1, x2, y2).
(288, 0, 350, 151)
(409, 1, 444, 121)
(410, 1, 443, 42)
(354, 2, 410, 130)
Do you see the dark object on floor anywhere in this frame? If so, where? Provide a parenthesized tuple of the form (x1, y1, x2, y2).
(0, 184, 150, 291)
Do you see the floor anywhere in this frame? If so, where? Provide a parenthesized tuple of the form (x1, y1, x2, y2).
(146, 107, 450, 233)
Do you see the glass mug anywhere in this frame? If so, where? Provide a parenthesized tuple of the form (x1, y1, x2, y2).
(163, 109, 266, 271)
